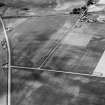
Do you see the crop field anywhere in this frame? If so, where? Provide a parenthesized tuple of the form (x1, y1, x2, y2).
(0, 0, 105, 105)
(9, 12, 105, 105)
(8, 14, 105, 75)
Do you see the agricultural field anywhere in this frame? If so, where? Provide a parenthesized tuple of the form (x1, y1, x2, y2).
(0, 0, 105, 105)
